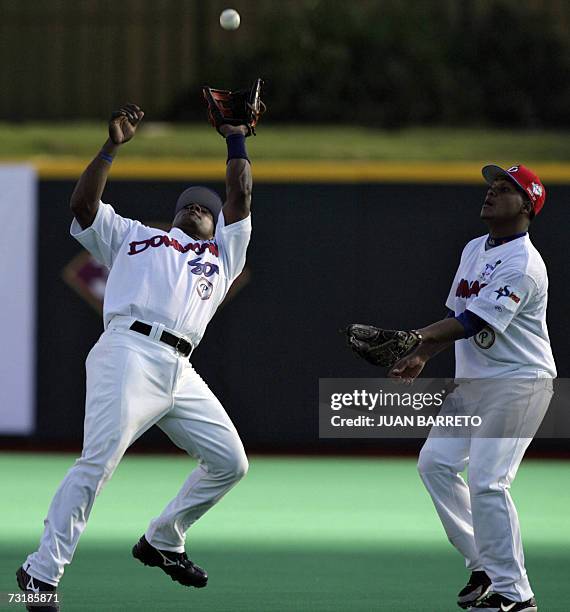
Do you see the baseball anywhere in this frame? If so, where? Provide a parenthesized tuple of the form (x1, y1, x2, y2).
(219, 8, 240, 31)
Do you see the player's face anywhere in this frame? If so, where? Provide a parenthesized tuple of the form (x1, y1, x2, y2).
(172, 203, 215, 239)
(480, 179, 528, 221)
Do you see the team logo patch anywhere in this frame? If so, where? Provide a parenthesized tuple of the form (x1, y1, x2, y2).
(479, 259, 502, 280)
(494, 285, 510, 300)
(530, 182, 543, 197)
(507, 166, 519, 173)
(494, 285, 520, 303)
(474, 326, 495, 349)
(196, 277, 214, 300)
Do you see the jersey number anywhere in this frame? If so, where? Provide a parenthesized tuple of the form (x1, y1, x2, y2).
(188, 257, 219, 277)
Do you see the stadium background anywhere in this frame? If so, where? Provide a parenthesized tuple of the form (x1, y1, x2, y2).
(1, 1, 569, 611)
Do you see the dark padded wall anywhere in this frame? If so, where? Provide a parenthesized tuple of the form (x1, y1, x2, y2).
(35, 181, 569, 452)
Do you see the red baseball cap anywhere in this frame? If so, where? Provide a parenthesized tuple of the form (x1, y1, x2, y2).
(482, 164, 546, 215)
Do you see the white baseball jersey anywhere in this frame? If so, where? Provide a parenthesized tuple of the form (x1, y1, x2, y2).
(70, 201, 251, 347)
(446, 233, 556, 379)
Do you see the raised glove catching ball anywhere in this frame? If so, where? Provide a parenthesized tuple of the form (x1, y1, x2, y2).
(202, 78, 266, 136)
(343, 324, 423, 368)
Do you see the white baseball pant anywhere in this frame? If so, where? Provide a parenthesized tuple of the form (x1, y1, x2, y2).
(417, 377, 553, 602)
(24, 316, 248, 586)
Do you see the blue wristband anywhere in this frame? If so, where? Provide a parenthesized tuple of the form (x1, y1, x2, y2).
(99, 151, 114, 164)
(226, 133, 249, 163)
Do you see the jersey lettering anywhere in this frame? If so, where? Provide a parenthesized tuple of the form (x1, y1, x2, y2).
(455, 279, 487, 299)
(128, 235, 219, 257)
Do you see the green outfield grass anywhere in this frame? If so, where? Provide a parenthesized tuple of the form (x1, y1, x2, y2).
(1, 455, 568, 611)
(1, 124, 570, 162)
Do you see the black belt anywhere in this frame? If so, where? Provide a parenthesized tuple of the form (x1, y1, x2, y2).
(130, 320, 193, 358)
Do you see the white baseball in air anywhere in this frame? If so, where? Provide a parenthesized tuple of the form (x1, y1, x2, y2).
(219, 9, 240, 31)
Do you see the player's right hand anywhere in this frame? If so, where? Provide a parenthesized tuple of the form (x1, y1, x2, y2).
(388, 352, 427, 383)
(109, 103, 144, 145)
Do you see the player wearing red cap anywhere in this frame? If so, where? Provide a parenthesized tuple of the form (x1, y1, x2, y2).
(389, 164, 554, 612)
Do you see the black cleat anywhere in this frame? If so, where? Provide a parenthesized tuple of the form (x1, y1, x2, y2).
(132, 535, 208, 588)
(471, 592, 537, 611)
(16, 565, 59, 611)
(457, 570, 492, 609)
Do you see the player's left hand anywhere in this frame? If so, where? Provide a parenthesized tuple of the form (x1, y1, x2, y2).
(109, 103, 144, 145)
(203, 78, 265, 136)
(343, 324, 422, 368)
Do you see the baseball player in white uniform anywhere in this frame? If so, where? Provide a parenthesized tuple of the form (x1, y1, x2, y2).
(17, 103, 254, 610)
(389, 164, 555, 612)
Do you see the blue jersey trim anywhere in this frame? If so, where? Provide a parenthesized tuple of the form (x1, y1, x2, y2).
(486, 232, 527, 249)
(455, 310, 487, 338)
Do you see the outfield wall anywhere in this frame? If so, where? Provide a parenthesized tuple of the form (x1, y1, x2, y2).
(25, 178, 569, 454)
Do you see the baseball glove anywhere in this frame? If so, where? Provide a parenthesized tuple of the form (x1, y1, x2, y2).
(202, 78, 266, 136)
(342, 324, 423, 368)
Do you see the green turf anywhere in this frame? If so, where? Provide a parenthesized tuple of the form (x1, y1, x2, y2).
(1, 124, 569, 161)
(0, 455, 568, 611)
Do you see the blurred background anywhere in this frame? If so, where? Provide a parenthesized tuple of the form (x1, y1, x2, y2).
(0, 1, 569, 610)
(1, 0, 569, 126)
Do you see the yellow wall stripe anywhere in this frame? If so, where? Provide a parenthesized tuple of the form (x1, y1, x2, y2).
(11, 158, 570, 183)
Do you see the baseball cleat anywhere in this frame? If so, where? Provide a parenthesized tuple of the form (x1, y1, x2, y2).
(470, 592, 537, 611)
(16, 565, 59, 611)
(132, 535, 208, 588)
(457, 570, 492, 609)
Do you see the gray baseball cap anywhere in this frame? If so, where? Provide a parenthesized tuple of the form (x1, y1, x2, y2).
(174, 186, 223, 221)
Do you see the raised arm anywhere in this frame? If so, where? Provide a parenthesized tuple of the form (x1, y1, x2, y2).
(202, 78, 264, 225)
(218, 124, 252, 225)
(70, 103, 144, 229)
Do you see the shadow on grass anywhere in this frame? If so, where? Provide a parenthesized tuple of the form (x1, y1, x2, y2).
(0, 544, 566, 612)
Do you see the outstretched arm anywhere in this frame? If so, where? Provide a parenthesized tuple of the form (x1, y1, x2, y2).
(389, 314, 484, 380)
(70, 103, 144, 229)
(218, 124, 252, 225)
